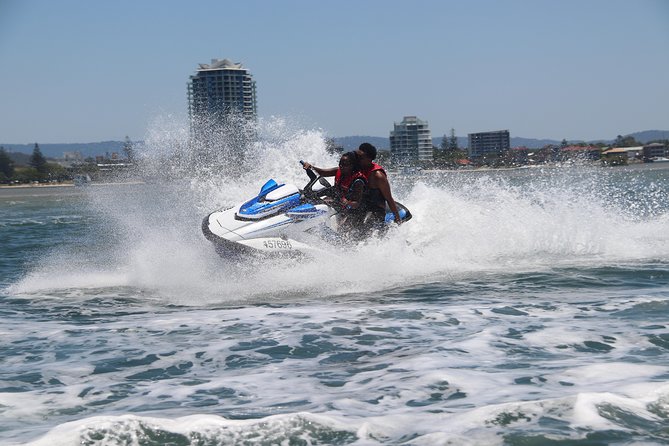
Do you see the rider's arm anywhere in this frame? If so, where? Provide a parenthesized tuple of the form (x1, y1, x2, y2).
(342, 179, 364, 209)
(374, 171, 401, 224)
(302, 162, 338, 177)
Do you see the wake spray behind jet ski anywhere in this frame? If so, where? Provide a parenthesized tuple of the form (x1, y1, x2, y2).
(202, 161, 412, 259)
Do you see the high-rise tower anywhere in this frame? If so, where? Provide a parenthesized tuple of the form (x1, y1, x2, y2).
(187, 59, 257, 162)
(188, 58, 257, 125)
(390, 116, 433, 163)
(188, 59, 257, 138)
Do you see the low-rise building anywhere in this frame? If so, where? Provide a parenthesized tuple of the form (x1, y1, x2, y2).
(508, 147, 530, 165)
(560, 145, 601, 162)
(63, 151, 83, 161)
(468, 130, 510, 161)
(601, 147, 630, 165)
(643, 142, 668, 161)
(602, 146, 643, 163)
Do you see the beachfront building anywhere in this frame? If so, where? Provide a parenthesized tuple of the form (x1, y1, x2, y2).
(188, 59, 257, 124)
(390, 116, 433, 163)
(187, 58, 258, 161)
(643, 142, 668, 161)
(188, 59, 257, 140)
(601, 146, 643, 164)
(468, 130, 511, 161)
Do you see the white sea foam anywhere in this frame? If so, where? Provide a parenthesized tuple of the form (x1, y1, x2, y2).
(2, 290, 668, 444)
(18, 382, 669, 445)
(9, 118, 669, 303)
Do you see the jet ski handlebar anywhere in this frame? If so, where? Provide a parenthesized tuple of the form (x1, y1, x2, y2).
(299, 160, 334, 203)
(300, 160, 317, 181)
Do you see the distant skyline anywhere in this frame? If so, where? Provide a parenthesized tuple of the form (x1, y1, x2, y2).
(1, 0, 668, 144)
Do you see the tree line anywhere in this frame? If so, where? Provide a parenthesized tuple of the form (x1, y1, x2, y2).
(1, 143, 73, 184)
(0, 137, 137, 185)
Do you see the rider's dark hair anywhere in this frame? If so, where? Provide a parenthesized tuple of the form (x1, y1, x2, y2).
(358, 143, 377, 160)
(342, 151, 361, 172)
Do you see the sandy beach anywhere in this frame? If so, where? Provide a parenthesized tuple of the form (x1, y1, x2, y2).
(0, 183, 74, 190)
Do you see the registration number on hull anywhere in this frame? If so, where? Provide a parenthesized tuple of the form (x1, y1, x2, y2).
(263, 239, 292, 250)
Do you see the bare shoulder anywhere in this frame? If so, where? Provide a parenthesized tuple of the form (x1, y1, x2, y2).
(372, 170, 388, 183)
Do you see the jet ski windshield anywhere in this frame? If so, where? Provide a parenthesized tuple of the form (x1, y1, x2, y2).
(237, 182, 301, 220)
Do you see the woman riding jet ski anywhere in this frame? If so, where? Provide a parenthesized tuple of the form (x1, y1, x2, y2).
(302, 151, 368, 239)
(201, 159, 412, 259)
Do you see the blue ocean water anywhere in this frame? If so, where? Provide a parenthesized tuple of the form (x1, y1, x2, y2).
(1, 150, 669, 445)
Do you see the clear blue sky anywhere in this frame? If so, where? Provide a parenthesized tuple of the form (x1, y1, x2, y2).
(1, 0, 667, 143)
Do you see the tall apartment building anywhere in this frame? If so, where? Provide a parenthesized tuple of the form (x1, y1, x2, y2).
(468, 130, 510, 159)
(187, 59, 257, 134)
(390, 116, 433, 163)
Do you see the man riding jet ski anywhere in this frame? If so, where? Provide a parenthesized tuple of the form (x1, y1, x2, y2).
(201, 161, 412, 258)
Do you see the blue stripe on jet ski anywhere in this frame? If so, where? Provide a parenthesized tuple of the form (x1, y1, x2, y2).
(286, 203, 326, 218)
(238, 194, 301, 218)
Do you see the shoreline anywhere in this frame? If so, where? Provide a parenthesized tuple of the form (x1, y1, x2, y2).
(398, 160, 669, 174)
(0, 181, 145, 189)
(0, 182, 75, 189)
(0, 181, 146, 198)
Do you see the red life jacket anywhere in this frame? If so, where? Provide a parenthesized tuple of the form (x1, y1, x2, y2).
(360, 162, 387, 212)
(335, 169, 366, 196)
(361, 162, 386, 180)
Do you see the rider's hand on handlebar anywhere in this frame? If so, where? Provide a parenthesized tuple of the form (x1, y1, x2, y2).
(302, 162, 313, 170)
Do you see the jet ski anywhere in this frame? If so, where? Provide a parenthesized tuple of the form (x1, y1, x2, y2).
(202, 162, 412, 258)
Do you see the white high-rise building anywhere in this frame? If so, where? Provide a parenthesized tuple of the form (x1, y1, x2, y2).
(187, 59, 257, 132)
(390, 116, 433, 163)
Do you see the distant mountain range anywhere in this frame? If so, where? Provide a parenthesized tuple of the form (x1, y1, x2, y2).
(1, 141, 125, 159)
(2, 130, 667, 159)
